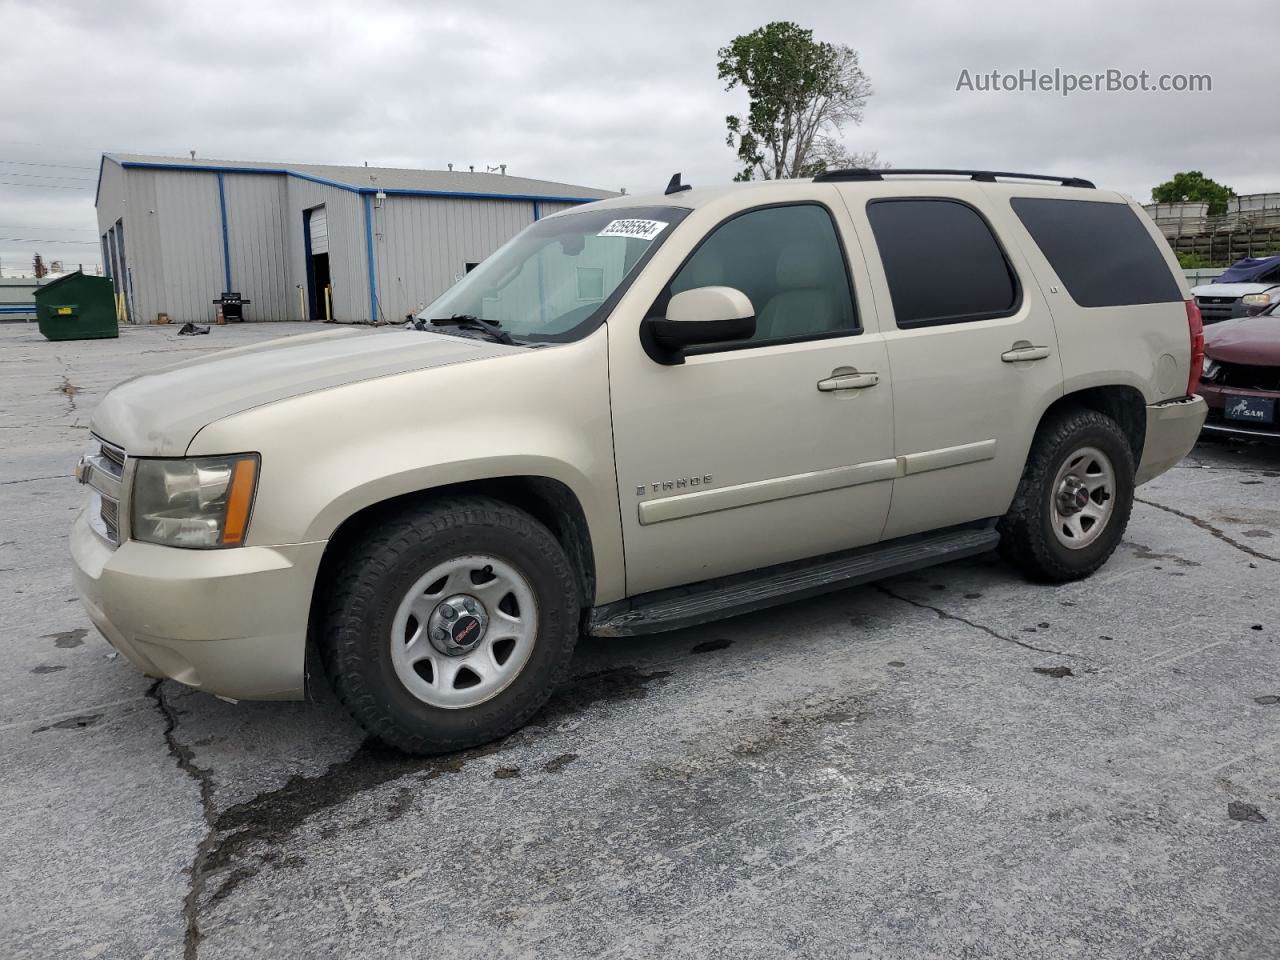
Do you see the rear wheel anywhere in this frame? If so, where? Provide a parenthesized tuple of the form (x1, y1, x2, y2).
(998, 409, 1135, 582)
(322, 497, 580, 754)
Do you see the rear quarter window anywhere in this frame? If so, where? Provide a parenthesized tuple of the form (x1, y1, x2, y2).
(1011, 198, 1181, 308)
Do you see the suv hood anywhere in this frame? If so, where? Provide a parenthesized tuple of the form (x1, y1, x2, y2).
(1191, 282, 1279, 299)
(1204, 315, 1280, 366)
(92, 327, 517, 455)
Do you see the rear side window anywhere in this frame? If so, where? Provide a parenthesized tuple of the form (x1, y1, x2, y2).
(1011, 198, 1181, 307)
(866, 199, 1019, 328)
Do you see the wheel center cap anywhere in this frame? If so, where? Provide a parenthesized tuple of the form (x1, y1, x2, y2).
(427, 594, 489, 656)
(451, 614, 482, 647)
(1057, 476, 1091, 515)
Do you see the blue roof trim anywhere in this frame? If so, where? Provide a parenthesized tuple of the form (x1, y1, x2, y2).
(374, 187, 595, 204)
(113, 159, 599, 204)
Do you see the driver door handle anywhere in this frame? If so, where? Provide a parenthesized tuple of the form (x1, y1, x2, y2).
(817, 370, 879, 392)
(1001, 342, 1051, 363)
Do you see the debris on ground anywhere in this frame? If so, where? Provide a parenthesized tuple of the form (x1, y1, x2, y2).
(1034, 665, 1074, 679)
(543, 754, 578, 773)
(1227, 801, 1268, 824)
(178, 322, 211, 336)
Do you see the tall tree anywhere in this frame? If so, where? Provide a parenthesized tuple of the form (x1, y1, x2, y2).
(718, 22, 875, 180)
(1151, 171, 1236, 216)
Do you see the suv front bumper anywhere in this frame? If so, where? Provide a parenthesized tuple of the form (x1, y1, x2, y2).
(70, 510, 326, 700)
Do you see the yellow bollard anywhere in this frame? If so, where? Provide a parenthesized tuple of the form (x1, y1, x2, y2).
(325, 286, 332, 323)
(297, 285, 306, 322)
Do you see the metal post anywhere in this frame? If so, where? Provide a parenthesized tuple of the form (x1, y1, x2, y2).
(325, 286, 332, 323)
(297, 284, 306, 322)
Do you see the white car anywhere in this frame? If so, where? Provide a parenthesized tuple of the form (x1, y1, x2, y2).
(1190, 255, 1280, 323)
(72, 168, 1207, 753)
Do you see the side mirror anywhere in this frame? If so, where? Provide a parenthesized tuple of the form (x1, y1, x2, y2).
(642, 286, 756, 365)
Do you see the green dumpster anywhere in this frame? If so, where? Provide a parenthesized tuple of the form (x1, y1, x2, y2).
(35, 271, 118, 341)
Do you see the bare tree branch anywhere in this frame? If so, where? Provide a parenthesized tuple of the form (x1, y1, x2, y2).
(718, 23, 877, 180)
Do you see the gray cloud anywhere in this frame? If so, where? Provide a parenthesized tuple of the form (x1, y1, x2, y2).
(1, 0, 1271, 274)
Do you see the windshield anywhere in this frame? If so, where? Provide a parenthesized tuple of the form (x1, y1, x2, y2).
(417, 205, 689, 342)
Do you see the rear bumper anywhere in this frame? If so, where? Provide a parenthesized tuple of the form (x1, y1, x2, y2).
(70, 510, 325, 700)
(1202, 420, 1280, 440)
(1135, 396, 1207, 485)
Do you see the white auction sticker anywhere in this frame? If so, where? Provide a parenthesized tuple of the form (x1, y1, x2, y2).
(597, 219, 668, 241)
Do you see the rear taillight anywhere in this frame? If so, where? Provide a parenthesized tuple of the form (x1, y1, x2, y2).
(1185, 299, 1204, 396)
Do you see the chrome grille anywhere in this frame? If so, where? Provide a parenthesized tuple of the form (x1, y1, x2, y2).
(1196, 296, 1243, 323)
(1214, 362, 1280, 392)
(83, 435, 127, 545)
(100, 497, 120, 542)
(99, 440, 125, 476)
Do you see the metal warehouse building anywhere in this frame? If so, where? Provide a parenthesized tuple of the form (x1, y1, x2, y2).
(94, 153, 614, 325)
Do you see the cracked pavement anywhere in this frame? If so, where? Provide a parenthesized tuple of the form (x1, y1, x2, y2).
(2, 321, 1279, 959)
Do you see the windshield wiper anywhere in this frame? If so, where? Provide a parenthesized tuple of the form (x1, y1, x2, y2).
(425, 314, 518, 346)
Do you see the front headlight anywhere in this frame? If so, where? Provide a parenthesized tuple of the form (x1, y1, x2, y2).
(132, 454, 259, 548)
(1202, 356, 1220, 381)
(1242, 293, 1272, 306)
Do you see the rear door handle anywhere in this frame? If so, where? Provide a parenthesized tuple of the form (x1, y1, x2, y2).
(817, 370, 879, 391)
(1000, 342, 1051, 363)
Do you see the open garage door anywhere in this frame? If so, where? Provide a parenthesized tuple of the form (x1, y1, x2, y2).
(305, 206, 331, 320)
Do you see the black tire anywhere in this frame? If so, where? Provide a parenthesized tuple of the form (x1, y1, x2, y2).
(998, 408, 1135, 582)
(322, 496, 580, 754)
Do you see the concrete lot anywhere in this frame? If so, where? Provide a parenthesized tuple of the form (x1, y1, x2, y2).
(2, 321, 1278, 960)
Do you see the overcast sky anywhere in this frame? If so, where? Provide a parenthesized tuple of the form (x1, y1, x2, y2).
(1, 0, 1272, 275)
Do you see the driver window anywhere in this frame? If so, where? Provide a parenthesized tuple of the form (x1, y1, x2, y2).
(667, 204, 858, 345)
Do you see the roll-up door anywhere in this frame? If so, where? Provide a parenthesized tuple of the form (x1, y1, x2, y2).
(309, 207, 328, 255)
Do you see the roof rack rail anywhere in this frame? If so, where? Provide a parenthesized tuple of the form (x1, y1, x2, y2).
(813, 168, 1095, 189)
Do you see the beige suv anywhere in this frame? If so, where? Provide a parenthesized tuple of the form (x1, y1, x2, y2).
(72, 169, 1207, 753)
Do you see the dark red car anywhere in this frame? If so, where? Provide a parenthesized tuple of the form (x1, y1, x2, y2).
(1199, 300, 1280, 440)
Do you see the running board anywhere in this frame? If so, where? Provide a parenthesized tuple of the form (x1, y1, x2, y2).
(588, 524, 1000, 637)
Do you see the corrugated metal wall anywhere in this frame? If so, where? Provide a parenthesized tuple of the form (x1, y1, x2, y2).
(537, 201, 582, 219)
(120, 170, 159, 322)
(223, 174, 290, 320)
(150, 171, 225, 324)
(95, 159, 143, 319)
(286, 178, 368, 322)
(96, 160, 598, 325)
(373, 196, 537, 321)
(95, 160, 126, 237)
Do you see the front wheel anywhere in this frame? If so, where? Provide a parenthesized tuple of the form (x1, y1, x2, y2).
(322, 496, 581, 754)
(998, 409, 1135, 582)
